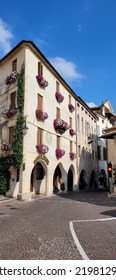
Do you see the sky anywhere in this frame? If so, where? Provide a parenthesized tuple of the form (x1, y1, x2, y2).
(0, 0, 116, 113)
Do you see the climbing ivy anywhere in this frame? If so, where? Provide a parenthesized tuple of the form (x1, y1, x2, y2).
(0, 64, 25, 194)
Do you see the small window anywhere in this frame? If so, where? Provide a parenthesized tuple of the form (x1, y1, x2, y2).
(97, 146, 101, 160)
(12, 59, 17, 72)
(103, 147, 107, 160)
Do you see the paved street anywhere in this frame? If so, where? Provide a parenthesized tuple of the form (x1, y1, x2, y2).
(0, 190, 116, 260)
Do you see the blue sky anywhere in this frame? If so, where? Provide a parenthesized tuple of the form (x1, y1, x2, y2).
(0, 0, 116, 112)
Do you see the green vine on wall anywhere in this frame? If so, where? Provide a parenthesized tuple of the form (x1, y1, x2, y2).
(0, 64, 25, 194)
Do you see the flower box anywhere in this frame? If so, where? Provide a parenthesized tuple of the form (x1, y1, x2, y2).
(1, 143, 11, 152)
(69, 152, 77, 160)
(5, 71, 17, 85)
(36, 75, 48, 88)
(35, 109, 48, 121)
(54, 119, 69, 134)
(3, 108, 17, 119)
(69, 128, 76, 136)
(56, 149, 65, 159)
(55, 92, 64, 103)
(36, 144, 49, 154)
(68, 104, 75, 112)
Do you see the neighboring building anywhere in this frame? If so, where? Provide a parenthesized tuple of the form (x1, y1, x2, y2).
(0, 40, 98, 200)
(91, 101, 114, 188)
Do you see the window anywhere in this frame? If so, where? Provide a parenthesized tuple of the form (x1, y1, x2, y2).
(38, 62, 43, 75)
(85, 121, 87, 135)
(82, 147, 84, 158)
(56, 136, 60, 149)
(9, 127, 14, 144)
(69, 95, 71, 104)
(38, 94, 43, 110)
(10, 92, 16, 108)
(37, 128, 43, 145)
(70, 141, 73, 153)
(56, 107, 60, 119)
(77, 114, 80, 131)
(56, 81, 59, 92)
(69, 117, 72, 128)
(97, 145, 101, 160)
(81, 117, 84, 133)
(12, 59, 17, 72)
(103, 147, 107, 160)
(96, 125, 100, 137)
(78, 145, 81, 157)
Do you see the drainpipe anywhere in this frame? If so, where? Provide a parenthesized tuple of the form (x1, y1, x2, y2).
(75, 99, 79, 184)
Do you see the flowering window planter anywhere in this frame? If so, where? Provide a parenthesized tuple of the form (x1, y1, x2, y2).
(36, 74, 48, 88)
(68, 104, 75, 112)
(5, 71, 17, 85)
(35, 109, 48, 121)
(1, 143, 11, 152)
(69, 152, 77, 160)
(69, 128, 76, 136)
(54, 119, 69, 134)
(36, 144, 49, 154)
(56, 149, 65, 159)
(55, 92, 64, 103)
(3, 108, 17, 119)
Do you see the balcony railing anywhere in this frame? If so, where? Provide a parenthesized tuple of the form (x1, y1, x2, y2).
(69, 128, 76, 136)
(36, 144, 49, 154)
(5, 71, 17, 85)
(68, 104, 75, 112)
(55, 92, 64, 103)
(56, 149, 65, 159)
(35, 109, 48, 121)
(54, 119, 69, 134)
(36, 74, 48, 88)
(3, 108, 17, 119)
(69, 152, 77, 160)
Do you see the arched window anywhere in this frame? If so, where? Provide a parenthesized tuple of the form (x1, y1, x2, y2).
(81, 117, 84, 133)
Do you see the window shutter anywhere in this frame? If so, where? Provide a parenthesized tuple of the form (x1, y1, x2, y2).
(38, 62, 43, 75)
(56, 136, 60, 149)
(56, 107, 60, 119)
(70, 141, 73, 153)
(56, 81, 59, 92)
(38, 94, 43, 110)
(9, 127, 14, 144)
(10, 92, 16, 108)
(37, 128, 42, 145)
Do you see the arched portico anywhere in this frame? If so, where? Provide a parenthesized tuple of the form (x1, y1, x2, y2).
(79, 169, 87, 190)
(99, 169, 107, 188)
(67, 165, 74, 191)
(30, 159, 47, 195)
(53, 163, 64, 193)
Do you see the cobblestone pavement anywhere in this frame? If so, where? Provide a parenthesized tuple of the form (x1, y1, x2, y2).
(0, 190, 116, 260)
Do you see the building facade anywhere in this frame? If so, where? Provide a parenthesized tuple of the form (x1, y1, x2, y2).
(0, 40, 98, 200)
(91, 101, 114, 188)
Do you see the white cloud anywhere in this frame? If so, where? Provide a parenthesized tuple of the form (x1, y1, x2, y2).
(0, 18, 13, 56)
(87, 102, 97, 108)
(49, 56, 84, 84)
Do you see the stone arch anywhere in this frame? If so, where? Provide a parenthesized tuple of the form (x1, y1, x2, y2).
(90, 170, 97, 189)
(67, 165, 74, 191)
(30, 159, 47, 195)
(79, 169, 87, 190)
(99, 169, 107, 188)
(53, 163, 64, 193)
